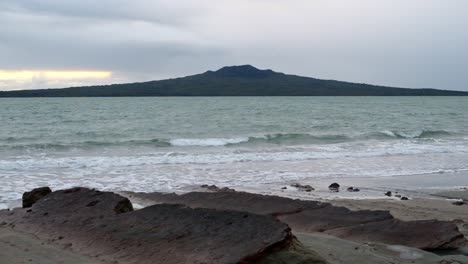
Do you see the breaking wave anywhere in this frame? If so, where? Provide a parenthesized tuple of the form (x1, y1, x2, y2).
(0, 130, 460, 150)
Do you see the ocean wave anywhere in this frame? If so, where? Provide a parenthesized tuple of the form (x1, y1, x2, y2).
(0, 130, 460, 150)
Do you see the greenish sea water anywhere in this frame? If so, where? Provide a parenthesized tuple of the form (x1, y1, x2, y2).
(1, 97, 467, 207)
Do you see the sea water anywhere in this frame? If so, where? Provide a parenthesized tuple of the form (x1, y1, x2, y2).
(1, 97, 467, 207)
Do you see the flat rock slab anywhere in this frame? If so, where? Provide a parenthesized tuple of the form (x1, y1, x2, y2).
(326, 219, 467, 250)
(128, 191, 329, 215)
(0, 188, 295, 264)
(125, 190, 466, 250)
(278, 206, 392, 232)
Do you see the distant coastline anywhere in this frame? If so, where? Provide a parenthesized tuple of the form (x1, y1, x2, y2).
(1, 65, 467, 97)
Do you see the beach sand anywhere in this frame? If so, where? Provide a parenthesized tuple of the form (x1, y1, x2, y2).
(0, 226, 101, 264)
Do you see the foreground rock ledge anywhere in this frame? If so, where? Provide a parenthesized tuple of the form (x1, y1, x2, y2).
(0, 187, 321, 264)
(125, 190, 466, 250)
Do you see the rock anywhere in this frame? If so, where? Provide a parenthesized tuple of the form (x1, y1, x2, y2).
(347, 187, 360, 192)
(291, 183, 315, 192)
(123, 190, 466, 250)
(200, 184, 235, 192)
(394, 194, 402, 198)
(22, 187, 52, 208)
(281, 187, 287, 190)
(384, 191, 392, 197)
(0, 187, 294, 264)
(328, 183, 340, 192)
(326, 219, 466, 250)
(452, 201, 466, 206)
(401, 197, 409, 201)
(278, 206, 393, 233)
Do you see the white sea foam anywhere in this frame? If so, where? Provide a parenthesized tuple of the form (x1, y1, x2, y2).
(169, 137, 249, 147)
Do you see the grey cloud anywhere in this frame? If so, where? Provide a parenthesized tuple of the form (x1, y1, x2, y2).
(1, 0, 468, 91)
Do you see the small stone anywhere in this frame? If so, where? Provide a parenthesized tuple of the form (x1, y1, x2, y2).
(384, 191, 392, 197)
(329, 183, 340, 192)
(352, 188, 360, 192)
(281, 187, 287, 190)
(452, 201, 466, 206)
(401, 197, 409, 201)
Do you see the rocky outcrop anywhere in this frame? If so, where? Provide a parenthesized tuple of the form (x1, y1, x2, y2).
(326, 219, 466, 250)
(125, 190, 466, 250)
(22, 187, 51, 208)
(0, 187, 301, 264)
(278, 206, 392, 233)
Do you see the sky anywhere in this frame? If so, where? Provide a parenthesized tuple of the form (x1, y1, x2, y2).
(1, 0, 467, 91)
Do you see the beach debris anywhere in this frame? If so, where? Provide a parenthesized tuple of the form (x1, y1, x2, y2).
(384, 191, 392, 197)
(291, 183, 315, 192)
(347, 187, 360, 192)
(329, 183, 340, 192)
(281, 186, 287, 190)
(452, 201, 466, 206)
(400, 197, 409, 201)
(22, 187, 52, 208)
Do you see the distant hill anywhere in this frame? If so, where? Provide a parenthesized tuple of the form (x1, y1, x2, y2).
(1, 65, 467, 96)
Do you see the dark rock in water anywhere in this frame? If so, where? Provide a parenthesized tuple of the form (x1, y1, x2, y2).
(452, 201, 466, 206)
(281, 186, 287, 190)
(0, 187, 294, 264)
(291, 183, 315, 192)
(401, 197, 409, 201)
(395, 194, 402, 198)
(326, 219, 466, 250)
(328, 183, 340, 192)
(347, 187, 360, 192)
(384, 191, 392, 197)
(22, 187, 52, 208)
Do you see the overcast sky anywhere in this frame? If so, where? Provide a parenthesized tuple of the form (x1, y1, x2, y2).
(1, 0, 467, 91)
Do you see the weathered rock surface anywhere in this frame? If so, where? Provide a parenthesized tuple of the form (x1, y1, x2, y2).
(326, 219, 466, 250)
(129, 191, 328, 216)
(125, 190, 466, 250)
(0, 187, 300, 264)
(278, 206, 392, 233)
(22, 187, 51, 208)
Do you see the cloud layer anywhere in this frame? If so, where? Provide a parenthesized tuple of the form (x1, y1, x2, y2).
(1, 0, 467, 90)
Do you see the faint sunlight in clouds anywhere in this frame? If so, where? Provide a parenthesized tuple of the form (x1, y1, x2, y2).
(0, 70, 112, 90)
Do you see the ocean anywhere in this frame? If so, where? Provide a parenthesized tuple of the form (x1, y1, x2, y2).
(1, 97, 468, 208)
